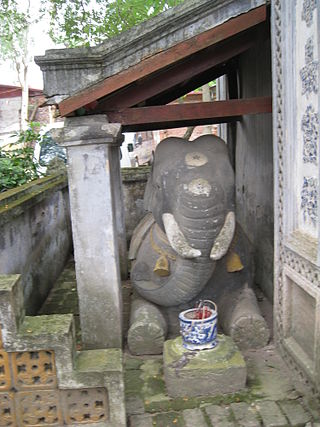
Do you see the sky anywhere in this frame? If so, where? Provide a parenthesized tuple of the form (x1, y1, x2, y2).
(0, 1, 61, 89)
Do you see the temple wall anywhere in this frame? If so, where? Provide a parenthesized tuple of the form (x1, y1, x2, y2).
(234, 38, 274, 301)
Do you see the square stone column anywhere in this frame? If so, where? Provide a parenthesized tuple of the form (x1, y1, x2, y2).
(54, 115, 124, 349)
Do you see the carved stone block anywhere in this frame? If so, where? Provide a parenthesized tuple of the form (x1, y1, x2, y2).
(16, 390, 62, 426)
(0, 392, 15, 426)
(61, 388, 109, 424)
(0, 351, 11, 391)
(12, 351, 57, 390)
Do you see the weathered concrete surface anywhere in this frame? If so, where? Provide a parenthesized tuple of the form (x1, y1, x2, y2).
(128, 293, 167, 355)
(0, 174, 72, 314)
(55, 115, 124, 349)
(35, 0, 266, 101)
(163, 335, 246, 397)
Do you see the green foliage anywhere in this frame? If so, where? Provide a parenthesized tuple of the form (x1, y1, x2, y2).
(44, 0, 185, 47)
(0, 123, 44, 192)
(0, 0, 29, 62)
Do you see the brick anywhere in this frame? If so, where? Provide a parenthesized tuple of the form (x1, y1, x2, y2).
(255, 401, 288, 427)
(230, 402, 260, 427)
(278, 400, 311, 427)
(183, 408, 207, 427)
(205, 404, 235, 427)
(130, 414, 153, 427)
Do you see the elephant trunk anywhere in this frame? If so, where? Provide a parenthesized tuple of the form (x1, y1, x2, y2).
(132, 221, 216, 307)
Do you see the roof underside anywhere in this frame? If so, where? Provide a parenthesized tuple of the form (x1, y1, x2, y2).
(35, 1, 271, 130)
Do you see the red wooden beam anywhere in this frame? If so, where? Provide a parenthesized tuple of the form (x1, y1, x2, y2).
(95, 24, 267, 111)
(107, 97, 272, 130)
(59, 5, 267, 116)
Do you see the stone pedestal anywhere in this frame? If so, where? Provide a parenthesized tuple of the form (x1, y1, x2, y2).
(54, 116, 125, 349)
(163, 335, 246, 397)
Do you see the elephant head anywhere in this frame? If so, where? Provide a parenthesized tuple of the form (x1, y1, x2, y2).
(131, 134, 236, 306)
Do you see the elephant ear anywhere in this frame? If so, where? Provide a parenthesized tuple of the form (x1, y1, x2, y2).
(210, 212, 236, 261)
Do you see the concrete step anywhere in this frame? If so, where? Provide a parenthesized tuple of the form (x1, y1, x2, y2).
(0, 273, 126, 427)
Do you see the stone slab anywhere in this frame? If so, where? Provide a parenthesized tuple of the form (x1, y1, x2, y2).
(163, 335, 246, 397)
(230, 402, 260, 427)
(278, 400, 312, 427)
(182, 408, 207, 427)
(130, 414, 154, 427)
(255, 400, 288, 427)
(205, 404, 236, 427)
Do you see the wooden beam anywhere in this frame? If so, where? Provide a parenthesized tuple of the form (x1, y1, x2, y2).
(95, 24, 267, 112)
(106, 97, 272, 132)
(59, 6, 266, 116)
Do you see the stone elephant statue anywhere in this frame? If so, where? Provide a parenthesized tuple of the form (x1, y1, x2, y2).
(128, 135, 269, 354)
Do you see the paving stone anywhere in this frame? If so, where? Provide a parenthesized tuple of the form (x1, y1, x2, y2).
(152, 411, 185, 426)
(183, 408, 207, 427)
(278, 401, 312, 427)
(126, 396, 145, 415)
(205, 404, 235, 427)
(303, 397, 320, 421)
(255, 400, 288, 427)
(230, 402, 260, 427)
(130, 413, 153, 427)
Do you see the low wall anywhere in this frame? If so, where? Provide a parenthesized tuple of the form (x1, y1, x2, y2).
(0, 173, 72, 314)
(121, 166, 150, 245)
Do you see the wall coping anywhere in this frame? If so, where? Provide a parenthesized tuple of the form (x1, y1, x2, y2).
(0, 173, 68, 225)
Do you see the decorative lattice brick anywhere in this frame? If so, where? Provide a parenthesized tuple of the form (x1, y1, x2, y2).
(12, 351, 57, 390)
(62, 388, 109, 424)
(16, 390, 62, 426)
(0, 351, 11, 391)
(0, 392, 16, 426)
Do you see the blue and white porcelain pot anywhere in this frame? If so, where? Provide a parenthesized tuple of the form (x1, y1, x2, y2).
(179, 300, 218, 351)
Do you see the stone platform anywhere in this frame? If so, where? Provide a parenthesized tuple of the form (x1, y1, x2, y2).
(163, 335, 247, 397)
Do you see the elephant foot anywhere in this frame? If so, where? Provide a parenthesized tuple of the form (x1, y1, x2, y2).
(218, 285, 270, 350)
(127, 293, 168, 355)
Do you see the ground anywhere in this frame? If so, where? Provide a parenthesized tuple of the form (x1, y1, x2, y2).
(39, 259, 320, 427)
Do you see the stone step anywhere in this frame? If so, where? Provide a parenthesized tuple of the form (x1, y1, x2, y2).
(0, 274, 126, 427)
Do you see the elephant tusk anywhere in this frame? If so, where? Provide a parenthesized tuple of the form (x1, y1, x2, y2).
(162, 213, 202, 259)
(210, 211, 236, 261)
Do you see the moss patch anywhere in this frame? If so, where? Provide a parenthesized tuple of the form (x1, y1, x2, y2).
(76, 348, 122, 372)
(152, 411, 185, 426)
(19, 314, 73, 336)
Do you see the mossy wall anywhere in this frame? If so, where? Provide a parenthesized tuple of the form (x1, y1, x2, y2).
(122, 166, 150, 245)
(0, 174, 72, 314)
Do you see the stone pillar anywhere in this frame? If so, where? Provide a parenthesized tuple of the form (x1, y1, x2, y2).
(55, 115, 124, 349)
(110, 145, 128, 279)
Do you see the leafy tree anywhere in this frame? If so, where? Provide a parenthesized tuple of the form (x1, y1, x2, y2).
(0, 0, 44, 130)
(45, 0, 185, 47)
(0, 123, 45, 192)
